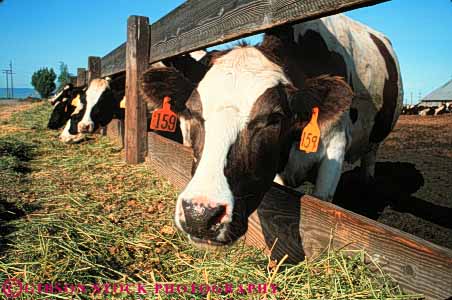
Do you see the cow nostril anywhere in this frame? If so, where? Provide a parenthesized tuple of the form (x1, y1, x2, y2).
(181, 198, 228, 235)
(207, 205, 227, 226)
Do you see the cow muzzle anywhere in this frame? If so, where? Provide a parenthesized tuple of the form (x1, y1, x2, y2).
(78, 121, 94, 133)
(176, 196, 232, 244)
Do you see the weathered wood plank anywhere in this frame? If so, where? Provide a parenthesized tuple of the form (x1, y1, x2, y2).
(105, 119, 125, 148)
(149, 0, 388, 63)
(146, 132, 452, 299)
(76, 68, 87, 87)
(299, 196, 452, 300)
(69, 76, 77, 85)
(101, 43, 127, 77)
(88, 56, 101, 83)
(147, 132, 193, 188)
(125, 16, 150, 164)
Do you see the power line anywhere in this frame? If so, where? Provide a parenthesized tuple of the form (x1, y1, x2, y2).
(2, 61, 15, 99)
(10, 61, 14, 99)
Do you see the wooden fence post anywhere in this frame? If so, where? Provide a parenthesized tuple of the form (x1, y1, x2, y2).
(125, 16, 149, 164)
(88, 56, 101, 83)
(69, 76, 77, 85)
(76, 68, 87, 87)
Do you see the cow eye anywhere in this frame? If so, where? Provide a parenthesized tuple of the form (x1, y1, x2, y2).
(266, 112, 284, 126)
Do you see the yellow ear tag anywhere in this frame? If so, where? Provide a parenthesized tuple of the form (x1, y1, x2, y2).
(299, 107, 320, 153)
(71, 94, 80, 107)
(119, 96, 126, 109)
(150, 96, 177, 132)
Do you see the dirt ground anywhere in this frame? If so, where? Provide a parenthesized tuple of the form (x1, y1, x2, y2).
(335, 114, 452, 249)
(0, 100, 41, 136)
(0, 99, 38, 118)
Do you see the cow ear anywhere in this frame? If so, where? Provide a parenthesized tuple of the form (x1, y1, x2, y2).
(288, 75, 353, 123)
(140, 67, 195, 113)
(162, 54, 208, 84)
(287, 86, 322, 122)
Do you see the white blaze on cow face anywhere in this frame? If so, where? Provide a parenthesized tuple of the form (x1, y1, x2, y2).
(59, 119, 84, 143)
(59, 99, 85, 143)
(78, 78, 110, 133)
(189, 50, 207, 62)
(175, 47, 289, 237)
(49, 84, 70, 104)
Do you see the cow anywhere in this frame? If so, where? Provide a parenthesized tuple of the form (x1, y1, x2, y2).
(418, 107, 435, 116)
(59, 93, 88, 143)
(63, 51, 211, 144)
(47, 84, 87, 129)
(59, 74, 125, 143)
(140, 14, 403, 248)
(434, 104, 447, 115)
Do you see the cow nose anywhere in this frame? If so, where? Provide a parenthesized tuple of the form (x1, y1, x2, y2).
(78, 122, 92, 133)
(181, 197, 227, 238)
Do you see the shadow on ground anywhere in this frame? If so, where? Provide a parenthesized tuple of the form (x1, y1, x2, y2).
(333, 162, 452, 229)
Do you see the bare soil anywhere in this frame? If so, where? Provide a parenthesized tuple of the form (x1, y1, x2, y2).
(335, 115, 452, 249)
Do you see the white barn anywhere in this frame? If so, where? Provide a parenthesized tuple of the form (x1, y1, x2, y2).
(419, 79, 452, 107)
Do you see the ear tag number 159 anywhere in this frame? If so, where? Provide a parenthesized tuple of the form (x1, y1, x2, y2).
(299, 107, 320, 153)
(150, 96, 177, 132)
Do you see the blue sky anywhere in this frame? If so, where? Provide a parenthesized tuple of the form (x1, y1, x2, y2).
(0, 0, 451, 104)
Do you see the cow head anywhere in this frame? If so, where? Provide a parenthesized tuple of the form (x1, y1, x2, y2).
(77, 75, 125, 133)
(48, 85, 86, 129)
(48, 84, 73, 105)
(59, 92, 87, 143)
(141, 43, 352, 248)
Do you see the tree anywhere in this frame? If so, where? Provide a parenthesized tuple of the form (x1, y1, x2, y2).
(31, 68, 56, 98)
(57, 62, 72, 90)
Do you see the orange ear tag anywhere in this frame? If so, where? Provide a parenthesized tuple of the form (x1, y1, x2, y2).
(299, 107, 320, 153)
(150, 96, 177, 132)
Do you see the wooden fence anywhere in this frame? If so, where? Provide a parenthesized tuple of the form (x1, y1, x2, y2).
(72, 1, 452, 299)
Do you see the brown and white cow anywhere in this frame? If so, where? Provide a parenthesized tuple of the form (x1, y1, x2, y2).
(140, 14, 403, 248)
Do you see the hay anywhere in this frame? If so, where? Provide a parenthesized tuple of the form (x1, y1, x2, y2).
(0, 103, 423, 299)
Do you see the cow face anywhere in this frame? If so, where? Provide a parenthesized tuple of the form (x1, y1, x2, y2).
(48, 86, 86, 129)
(141, 45, 353, 248)
(77, 76, 125, 133)
(59, 93, 87, 143)
(142, 47, 300, 248)
(48, 100, 73, 129)
(48, 84, 72, 105)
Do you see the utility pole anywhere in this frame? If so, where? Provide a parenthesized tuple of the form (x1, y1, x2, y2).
(2, 61, 15, 99)
(9, 61, 14, 99)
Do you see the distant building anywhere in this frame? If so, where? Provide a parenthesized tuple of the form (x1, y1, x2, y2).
(419, 79, 452, 107)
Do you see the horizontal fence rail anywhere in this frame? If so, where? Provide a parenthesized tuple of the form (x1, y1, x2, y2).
(101, 43, 127, 77)
(98, 0, 388, 75)
(148, 0, 388, 63)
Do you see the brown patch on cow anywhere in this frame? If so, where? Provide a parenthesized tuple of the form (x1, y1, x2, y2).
(258, 26, 306, 89)
(369, 33, 399, 143)
(140, 67, 195, 113)
(184, 90, 205, 175)
(223, 84, 291, 214)
(290, 75, 353, 131)
(162, 54, 209, 84)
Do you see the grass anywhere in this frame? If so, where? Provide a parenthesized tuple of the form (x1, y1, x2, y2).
(0, 102, 424, 300)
